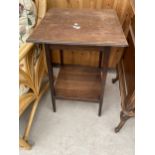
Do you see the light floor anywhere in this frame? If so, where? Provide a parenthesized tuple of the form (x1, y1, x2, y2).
(20, 72, 135, 155)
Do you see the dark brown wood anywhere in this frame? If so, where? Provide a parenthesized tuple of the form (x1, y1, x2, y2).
(115, 91, 135, 133)
(60, 49, 64, 65)
(27, 8, 127, 116)
(44, 44, 56, 112)
(27, 8, 128, 47)
(98, 50, 103, 68)
(112, 65, 119, 83)
(122, 31, 135, 95)
(55, 66, 101, 102)
(98, 47, 110, 116)
(115, 111, 131, 133)
(46, 0, 134, 69)
(113, 29, 135, 132)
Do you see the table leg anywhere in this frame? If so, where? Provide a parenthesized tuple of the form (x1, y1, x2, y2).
(114, 111, 131, 133)
(98, 50, 103, 68)
(112, 64, 119, 83)
(98, 47, 110, 116)
(60, 49, 64, 65)
(44, 44, 56, 112)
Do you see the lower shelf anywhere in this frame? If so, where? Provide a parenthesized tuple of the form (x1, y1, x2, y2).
(55, 66, 102, 102)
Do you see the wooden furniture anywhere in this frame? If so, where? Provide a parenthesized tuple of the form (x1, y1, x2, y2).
(19, 0, 48, 149)
(112, 4, 135, 132)
(27, 8, 127, 116)
(47, 0, 134, 69)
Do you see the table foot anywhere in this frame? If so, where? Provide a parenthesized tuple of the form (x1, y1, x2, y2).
(52, 102, 56, 112)
(98, 101, 103, 116)
(112, 69, 119, 84)
(114, 111, 130, 133)
(112, 77, 118, 84)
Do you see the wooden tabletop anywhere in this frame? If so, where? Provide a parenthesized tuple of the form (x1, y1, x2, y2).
(27, 8, 128, 47)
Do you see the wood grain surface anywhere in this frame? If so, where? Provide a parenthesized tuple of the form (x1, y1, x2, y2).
(55, 66, 102, 102)
(28, 8, 127, 47)
(45, 0, 134, 68)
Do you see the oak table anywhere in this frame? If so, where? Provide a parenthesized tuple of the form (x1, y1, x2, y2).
(27, 8, 128, 116)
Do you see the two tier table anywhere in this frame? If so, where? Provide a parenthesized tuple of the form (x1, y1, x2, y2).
(27, 8, 128, 116)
